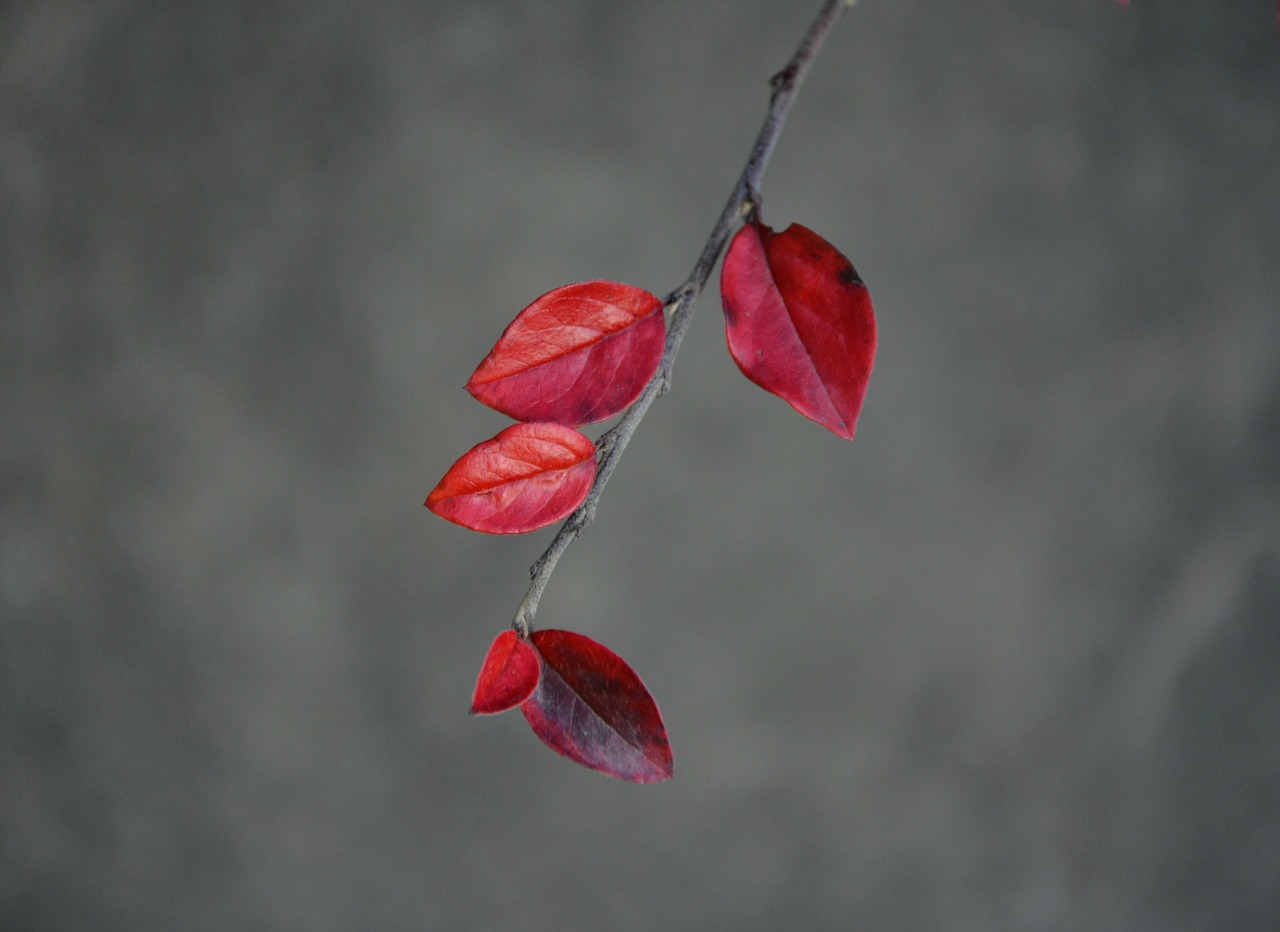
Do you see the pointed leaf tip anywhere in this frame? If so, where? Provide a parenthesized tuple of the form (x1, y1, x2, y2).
(467, 281, 666, 426)
(470, 630, 540, 715)
(521, 629, 673, 783)
(720, 220, 876, 440)
(425, 422, 596, 534)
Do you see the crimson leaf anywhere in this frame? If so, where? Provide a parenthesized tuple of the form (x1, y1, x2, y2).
(425, 422, 596, 534)
(720, 220, 876, 440)
(466, 281, 666, 426)
(470, 630, 540, 715)
(521, 629, 673, 783)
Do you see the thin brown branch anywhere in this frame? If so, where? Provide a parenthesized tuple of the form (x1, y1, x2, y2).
(514, 0, 855, 638)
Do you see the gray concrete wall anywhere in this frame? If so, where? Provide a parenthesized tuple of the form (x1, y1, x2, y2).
(3, 1, 1278, 928)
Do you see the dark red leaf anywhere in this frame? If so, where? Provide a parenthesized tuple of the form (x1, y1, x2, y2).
(466, 281, 666, 426)
(470, 630, 540, 715)
(720, 220, 876, 440)
(521, 629, 673, 783)
(425, 422, 596, 534)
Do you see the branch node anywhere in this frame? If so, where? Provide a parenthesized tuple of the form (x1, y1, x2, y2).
(769, 63, 797, 96)
(566, 500, 596, 535)
(595, 433, 612, 460)
(651, 358, 672, 397)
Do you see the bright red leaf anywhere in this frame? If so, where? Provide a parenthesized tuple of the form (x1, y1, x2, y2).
(521, 629, 673, 783)
(466, 281, 666, 426)
(425, 422, 596, 534)
(470, 630, 540, 715)
(720, 220, 876, 440)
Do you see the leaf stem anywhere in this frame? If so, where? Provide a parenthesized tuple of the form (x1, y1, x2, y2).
(513, 0, 855, 639)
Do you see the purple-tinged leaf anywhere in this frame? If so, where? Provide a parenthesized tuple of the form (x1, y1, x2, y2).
(521, 629, 673, 783)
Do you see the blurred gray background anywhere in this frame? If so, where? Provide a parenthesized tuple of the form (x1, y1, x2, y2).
(3, 1, 1278, 929)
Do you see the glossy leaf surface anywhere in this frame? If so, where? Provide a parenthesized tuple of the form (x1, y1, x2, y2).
(466, 281, 666, 426)
(470, 630, 540, 715)
(521, 629, 673, 783)
(720, 220, 876, 440)
(425, 422, 596, 534)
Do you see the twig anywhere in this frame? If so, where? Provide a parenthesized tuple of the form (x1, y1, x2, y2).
(513, 0, 856, 638)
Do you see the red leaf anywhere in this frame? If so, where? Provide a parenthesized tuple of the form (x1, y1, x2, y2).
(466, 281, 666, 426)
(470, 630, 540, 715)
(720, 220, 876, 440)
(425, 422, 596, 534)
(521, 629, 673, 783)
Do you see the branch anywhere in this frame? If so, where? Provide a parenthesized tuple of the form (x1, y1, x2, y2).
(513, 0, 857, 638)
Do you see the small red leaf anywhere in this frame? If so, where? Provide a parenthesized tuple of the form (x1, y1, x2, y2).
(425, 422, 596, 534)
(720, 220, 876, 440)
(521, 629, 673, 783)
(466, 281, 666, 426)
(470, 630, 540, 715)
